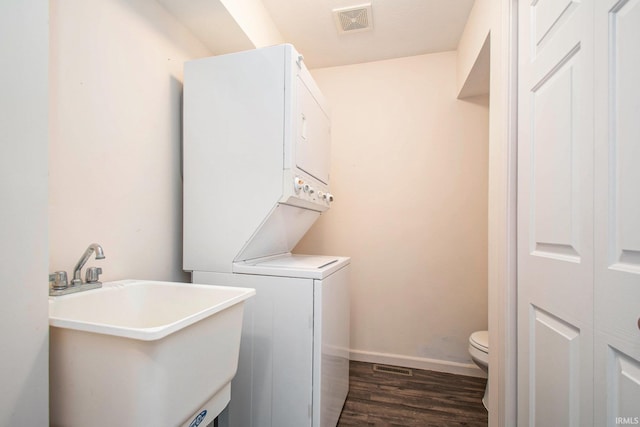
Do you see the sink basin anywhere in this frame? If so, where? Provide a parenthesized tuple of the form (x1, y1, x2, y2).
(49, 279, 255, 427)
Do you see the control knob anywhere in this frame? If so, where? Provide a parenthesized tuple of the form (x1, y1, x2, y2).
(294, 177, 304, 193)
(303, 183, 314, 194)
(324, 193, 334, 203)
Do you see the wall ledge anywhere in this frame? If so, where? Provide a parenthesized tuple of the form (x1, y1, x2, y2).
(456, 0, 491, 98)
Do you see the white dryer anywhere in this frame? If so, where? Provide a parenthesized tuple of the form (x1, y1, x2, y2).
(183, 44, 350, 427)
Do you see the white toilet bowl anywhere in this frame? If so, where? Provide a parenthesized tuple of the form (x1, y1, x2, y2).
(468, 330, 489, 410)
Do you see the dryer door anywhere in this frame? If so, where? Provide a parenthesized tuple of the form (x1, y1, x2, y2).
(295, 75, 331, 185)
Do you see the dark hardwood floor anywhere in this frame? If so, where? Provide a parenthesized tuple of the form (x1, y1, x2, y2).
(337, 361, 488, 426)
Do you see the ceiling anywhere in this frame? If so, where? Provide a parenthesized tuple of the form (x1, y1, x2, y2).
(260, 0, 476, 69)
(158, 0, 477, 70)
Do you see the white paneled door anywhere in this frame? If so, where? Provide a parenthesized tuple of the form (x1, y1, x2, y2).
(594, 0, 640, 425)
(518, 0, 640, 425)
(518, 0, 594, 425)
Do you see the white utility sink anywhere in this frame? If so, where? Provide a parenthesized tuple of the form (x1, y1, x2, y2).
(49, 279, 255, 427)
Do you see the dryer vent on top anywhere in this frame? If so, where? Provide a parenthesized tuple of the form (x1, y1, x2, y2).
(333, 3, 373, 34)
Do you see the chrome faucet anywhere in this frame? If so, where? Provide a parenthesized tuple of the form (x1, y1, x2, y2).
(71, 243, 106, 286)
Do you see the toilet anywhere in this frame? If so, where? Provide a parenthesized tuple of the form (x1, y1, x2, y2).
(468, 330, 489, 409)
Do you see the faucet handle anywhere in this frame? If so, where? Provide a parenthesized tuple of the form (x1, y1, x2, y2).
(85, 267, 103, 284)
(49, 271, 68, 290)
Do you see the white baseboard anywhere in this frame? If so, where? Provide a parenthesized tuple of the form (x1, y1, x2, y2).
(349, 349, 487, 379)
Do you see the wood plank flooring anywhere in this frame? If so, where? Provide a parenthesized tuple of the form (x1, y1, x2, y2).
(337, 361, 488, 426)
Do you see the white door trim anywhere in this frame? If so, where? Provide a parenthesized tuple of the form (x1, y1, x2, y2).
(488, 0, 519, 426)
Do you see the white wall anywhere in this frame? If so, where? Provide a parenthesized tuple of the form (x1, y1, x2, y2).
(220, 0, 284, 48)
(0, 0, 50, 424)
(457, 0, 491, 97)
(296, 52, 489, 373)
(49, 0, 211, 282)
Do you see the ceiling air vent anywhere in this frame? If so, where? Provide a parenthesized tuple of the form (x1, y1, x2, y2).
(333, 3, 373, 34)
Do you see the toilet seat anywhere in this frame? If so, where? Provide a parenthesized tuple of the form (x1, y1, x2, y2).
(469, 331, 488, 353)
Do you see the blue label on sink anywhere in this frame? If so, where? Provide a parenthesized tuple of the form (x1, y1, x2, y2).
(189, 410, 207, 427)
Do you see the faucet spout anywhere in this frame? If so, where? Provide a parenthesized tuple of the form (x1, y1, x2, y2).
(71, 243, 105, 286)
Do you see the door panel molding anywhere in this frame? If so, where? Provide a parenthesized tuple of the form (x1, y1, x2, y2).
(530, 306, 581, 427)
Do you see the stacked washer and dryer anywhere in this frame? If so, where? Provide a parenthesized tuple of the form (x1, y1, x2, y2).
(183, 45, 350, 427)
